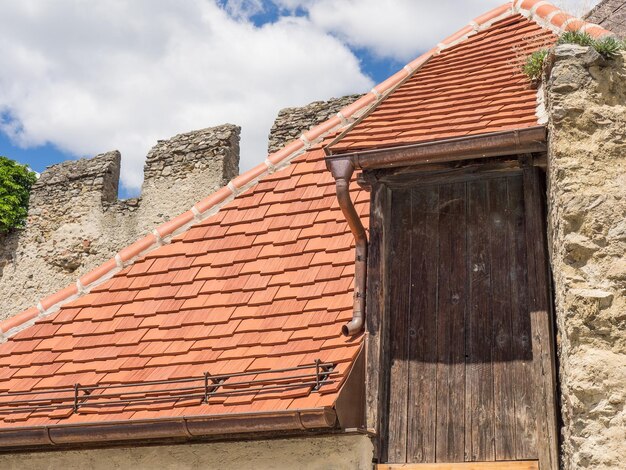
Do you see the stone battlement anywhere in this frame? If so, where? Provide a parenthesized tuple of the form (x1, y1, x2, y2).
(268, 94, 362, 153)
(0, 93, 357, 322)
(0, 124, 240, 321)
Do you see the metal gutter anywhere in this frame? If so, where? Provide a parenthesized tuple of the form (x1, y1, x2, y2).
(326, 158, 368, 336)
(326, 126, 547, 170)
(0, 408, 337, 452)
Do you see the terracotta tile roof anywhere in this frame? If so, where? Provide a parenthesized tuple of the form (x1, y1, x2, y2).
(328, 0, 612, 154)
(0, 147, 365, 428)
(0, 0, 611, 436)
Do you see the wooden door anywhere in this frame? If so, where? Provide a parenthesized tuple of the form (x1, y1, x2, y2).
(382, 170, 557, 469)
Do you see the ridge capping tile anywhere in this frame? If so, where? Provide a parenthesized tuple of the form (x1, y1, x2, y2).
(303, 115, 343, 143)
(79, 259, 119, 287)
(299, 134, 312, 149)
(118, 234, 158, 263)
(529, 0, 551, 15)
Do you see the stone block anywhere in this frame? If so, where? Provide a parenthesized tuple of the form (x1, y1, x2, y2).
(268, 94, 362, 153)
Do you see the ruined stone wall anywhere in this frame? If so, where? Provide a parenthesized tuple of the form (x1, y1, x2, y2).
(268, 95, 362, 153)
(1, 89, 357, 322)
(0, 125, 240, 322)
(0, 434, 374, 470)
(585, 0, 626, 36)
(138, 125, 239, 231)
(546, 45, 626, 470)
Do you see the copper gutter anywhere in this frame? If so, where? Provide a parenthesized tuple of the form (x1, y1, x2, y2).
(326, 126, 547, 169)
(326, 158, 368, 336)
(0, 408, 337, 452)
(325, 126, 547, 336)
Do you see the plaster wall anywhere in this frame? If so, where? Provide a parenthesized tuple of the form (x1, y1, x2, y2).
(546, 45, 626, 469)
(0, 434, 374, 470)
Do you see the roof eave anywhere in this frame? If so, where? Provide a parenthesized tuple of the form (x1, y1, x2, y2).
(0, 407, 337, 453)
(325, 126, 548, 170)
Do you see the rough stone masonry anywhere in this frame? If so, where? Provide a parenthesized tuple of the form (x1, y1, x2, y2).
(546, 45, 626, 470)
(268, 94, 362, 153)
(0, 125, 240, 322)
(0, 94, 359, 323)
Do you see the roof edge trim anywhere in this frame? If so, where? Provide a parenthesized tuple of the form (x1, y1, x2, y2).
(0, 408, 337, 452)
(328, 126, 548, 170)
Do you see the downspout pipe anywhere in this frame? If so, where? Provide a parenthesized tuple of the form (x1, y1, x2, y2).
(326, 157, 367, 336)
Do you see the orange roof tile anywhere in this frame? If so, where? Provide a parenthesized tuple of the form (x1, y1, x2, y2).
(0, 148, 364, 430)
(0, 0, 611, 440)
(328, 0, 612, 154)
(329, 14, 554, 153)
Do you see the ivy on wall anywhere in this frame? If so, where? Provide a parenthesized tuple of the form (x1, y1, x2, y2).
(0, 157, 37, 234)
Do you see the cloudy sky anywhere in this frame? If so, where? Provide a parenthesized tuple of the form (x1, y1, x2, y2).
(0, 0, 599, 196)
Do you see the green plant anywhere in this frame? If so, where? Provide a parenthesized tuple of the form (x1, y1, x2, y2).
(594, 36, 623, 59)
(522, 49, 549, 81)
(0, 156, 37, 234)
(558, 31, 595, 47)
(557, 30, 625, 59)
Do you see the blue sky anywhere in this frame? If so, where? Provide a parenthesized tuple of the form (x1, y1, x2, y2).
(0, 0, 597, 197)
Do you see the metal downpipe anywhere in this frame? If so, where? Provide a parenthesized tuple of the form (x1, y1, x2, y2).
(327, 158, 367, 336)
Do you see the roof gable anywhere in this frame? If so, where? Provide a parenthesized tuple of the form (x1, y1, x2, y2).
(0, 148, 364, 428)
(328, 14, 555, 153)
(0, 0, 611, 441)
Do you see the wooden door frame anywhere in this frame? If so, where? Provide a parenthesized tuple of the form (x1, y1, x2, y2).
(378, 462, 538, 470)
(362, 155, 559, 469)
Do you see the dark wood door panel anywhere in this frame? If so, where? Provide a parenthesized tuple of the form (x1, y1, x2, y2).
(383, 173, 551, 466)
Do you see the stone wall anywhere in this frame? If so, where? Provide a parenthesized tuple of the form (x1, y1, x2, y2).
(1, 88, 358, 322)
(138, 125, 239, 231)
(0, 125, 240, 322)
(585, 0, 626, 36)
(546, 45, 626, 469)
(0, 434, 374, 470)
(268, 95, 362, 153)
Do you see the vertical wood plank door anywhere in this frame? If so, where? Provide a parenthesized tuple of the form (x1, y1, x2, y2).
(382, 173, 556, 469)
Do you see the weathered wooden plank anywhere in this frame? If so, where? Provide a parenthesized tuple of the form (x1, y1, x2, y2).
(406, 186, 439, 463)
(435, 183, 466, 463)
(522, 166, 559, 470)
(381, 167, 556, 467)
(366, 183, 390, 439)
(385, 188, 413, 463)
(488, 178, 516, 461)
(378, 461, 538, 470)
(376, 161, 522, 189)
(506, 175, 537, 460)
(465, 180, 495, 462)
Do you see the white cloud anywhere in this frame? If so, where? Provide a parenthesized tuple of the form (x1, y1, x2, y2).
(276, 0, 503, 60)
(0, 0, 372, 190)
